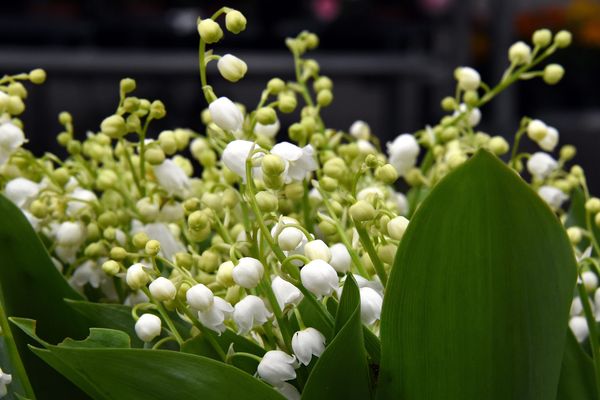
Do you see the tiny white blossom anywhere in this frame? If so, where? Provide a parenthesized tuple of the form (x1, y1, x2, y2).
(233, 295, 272, 335)
(186, 283, 214, 311)
(55, 221, 85, 247)
(300, 260, 339, 298)
(454, 103, 481, 127)
(270, 142, 318, 182)
(539, 126, 559, 152)
(360, 287, 383, 325)
(66, 187, 97, 216)
(387, 216, 409, 240)
(149, 277, 176, 301)
(254, 118, 280, 138)
(257, 350, 298, 387)
(0, 121, 25, 165)
(4, 177, 39, 208)
(303, 239, 331, 262)
(275, 382, 301, 400)
(222, 139, 263, 180)
(126, 263, 150, 290)
(582, 271, 599, 293)
(455, 66, 481, 91)
(292, 327, 326, 365)
(135, 313, 162, 342)
(69, 260, 106, 292)
(357, 139, 376, 155)
(329, 243, 351, 273)
(153, 159, 190, 196)
(197, 297, 234, 334)
(569, 316, 589, 343)
(349, 120, 371, 140)
(209, 97, 244, 133)
(277, 227, 305, 252)
(232, 257, 264, 289)
(527, 152, 558, 179)
(272, 276, 303, 310)
(0, 367, 12, 398)
(217, 54, 248, 82)
(537, 186, 567, 210)
(387, 134, 419, 176)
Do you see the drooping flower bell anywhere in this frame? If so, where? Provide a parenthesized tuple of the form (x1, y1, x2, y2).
(291, 327, 326, 365)
(135, 313, 162, 342)
(233, 295, 272, 334)
(209, 97, 244, 133)
(257, 350, 298, 387)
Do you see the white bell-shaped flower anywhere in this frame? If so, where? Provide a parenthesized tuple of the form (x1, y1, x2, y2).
(197, 297, 234, 334)
(277, 226, 305, 251)
(255, 119, 280, 138)
(455, 66, 481, 91)
(349, 120, 370, 140)
(329, 243, 351, 273)
(66, 187, 97, 216)
(387, 216, 409, 240)
(291, 327, 326, 365)
(222, 139, 263, 180)
(387, 134, 419, 176)
(537, 186, 567, 210)
(360, 287, 383, 325)
(275, 383, 301, 400)
(270, 142, 318, 183)
(539, 126, 559, 152)
(153, 159, 189, 196)
(569, 316, 589, 343)
(272, 276, 303, 310)
(135, 313, 162, 342)
(149, 277, 176, 302)
(4, 177, 39, 208)
(0, 121, 25, 164)
(186, 283, 214, 311)
(257, 350, 298, 386)
(209, 97, 244, 133)
(303, 239, 331, 262)
(0, 367, 12, 398)
(55, 221, 85, 247)
(300, 260, 339, 298)
(232, 257, 264, 289)
(527, 152, 558, 179)
(233, 295, 272, 334)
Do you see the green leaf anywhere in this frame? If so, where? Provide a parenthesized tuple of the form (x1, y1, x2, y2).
(556, 330, 598, 399)
(301, 274, 372, 399)
(0, 194, 90, 399)
(58, 328, 131, 349)
(378, 150, 577, 399)
(566, 188, 600, 253)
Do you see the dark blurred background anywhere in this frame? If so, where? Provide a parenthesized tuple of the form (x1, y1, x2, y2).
(1, 0, 600, 190)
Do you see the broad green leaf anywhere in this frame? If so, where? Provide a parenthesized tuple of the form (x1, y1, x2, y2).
(556, 330, 598, 399)
(59, 328, 131, 349)
(378, 150, 577, 399)
(301, 274, 372, 399)
(297, 298, 334, 340)
(181, 329, 264, 374)
(0, 194, 90, 399)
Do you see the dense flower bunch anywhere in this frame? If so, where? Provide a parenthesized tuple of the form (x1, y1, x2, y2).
(0, 7, 597, 398)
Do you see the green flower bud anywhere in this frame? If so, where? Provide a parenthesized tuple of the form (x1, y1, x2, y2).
(175, 252, 193, 269)
(223, 188, 239, 208)
(349, 200, 376, 222)
(441, 96, 457, 111)
(560, 145, 576, 161)
(532, 29, 552, 47)
(303, 59, 320, 75)
(256, 191, 279, 212)
(145, 147, 166, 165)
(377, 243, 397, 264)
(216, 261, 235, 287)
(7, 96, 25, 115)
(310, 133, 325, 149)
(29, 68, 47, 84)
(86, 223, 100, 241)
(263, 174, 284, 190)
(123, 96, 140, 113)
(288, 123, 306, 143)
(225, 10, 247, 34)
(278, 93, 297, 113)
(404, 168, 423, 186)
(285, 182, 305, 200)
(318, 220, 338, 236)
(198, 250, 219, 272)
(188, 210, 210, 230)
(158, 130, 177, 155)
(145, 239, 161, 256)
(188, 225, 211, 242)
(120, 78, 136, 94)
(488, 136, 509, 155)
(463, 90, 479, 106)
(586, 198, 600, 214)
(571, 165, 584, 178)
(566, 227, 582, 245)
(52, 167, 70, 186)
(375, 164, 399, 184)
(84, 242, 107, 258)
(595, 213, 600, 229)
(198, 149, 216, 167)
(508, 41, 532, 65)
(98, 211, 118, 228)
(543, 64, 564, 85)
(320, 176, 338, 192)
(183, 197, 201, 214)
(97, 169, 118, 190)
(256, 107, 277, 125)
(58, 111, 72, 126)
(150, 100, 166, 119)
(317, 89, 333, 107)
(202, 192, 222, 210)
(8, 82, 27, 98)
(323, 157, 346, 179)
(267, 78, 286, 94)
(102, 260, 121, 276)
(198, 18, 223, 43)
(262, 154, 286, 177)
(133, 232, 150, 249)
(110, 246, 128, 261)
(217, 54, 248, 82)
(554, 30, 572, 48)
(304, 32, 319, 49)
(126, 113, 141, 133)
(441, 127, 459, 142)
(29, 199, 47, 219)
(313, 76, 332, 92)
(174, 129, 191, 150)
(101, 115, 126, 138)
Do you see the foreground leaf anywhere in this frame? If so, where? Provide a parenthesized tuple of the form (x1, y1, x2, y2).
(378, 150, 577, 399)
(301, 274, 372, 399)
(0, 194, 89, 399)
(556, 330, 598, 399)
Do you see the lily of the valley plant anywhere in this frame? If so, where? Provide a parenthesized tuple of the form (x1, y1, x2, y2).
(0, 7, 598, 400)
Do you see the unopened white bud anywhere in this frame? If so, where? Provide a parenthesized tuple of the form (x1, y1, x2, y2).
(278, 227, 304, 251)
(329, 243, 351, 273)
(198, 19, 223, 44)
(360, 287, 383, 325)
(349, 120, 371, 140)
(209, 97, 244, 133)
(300, 260, 338, 298)
(126, 263, 149, 290)
(149, 277, 176, 302)
(217, 54, 248, 82)
(304, 239, 331, 262)
(387, 216, 409, 240)
(186, 283, 214, 311)
(583, 271, 599, 293)
(569, 316, 589, 343)
(232, 257, 264, 289)
(508, 41, 532, 65)
(135, 313, 162, 342)
(455, 67, 481, 91)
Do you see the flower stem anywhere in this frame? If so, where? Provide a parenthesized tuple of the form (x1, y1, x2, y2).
(576, 281, 600, 396)
(354, 222, 388, 287)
